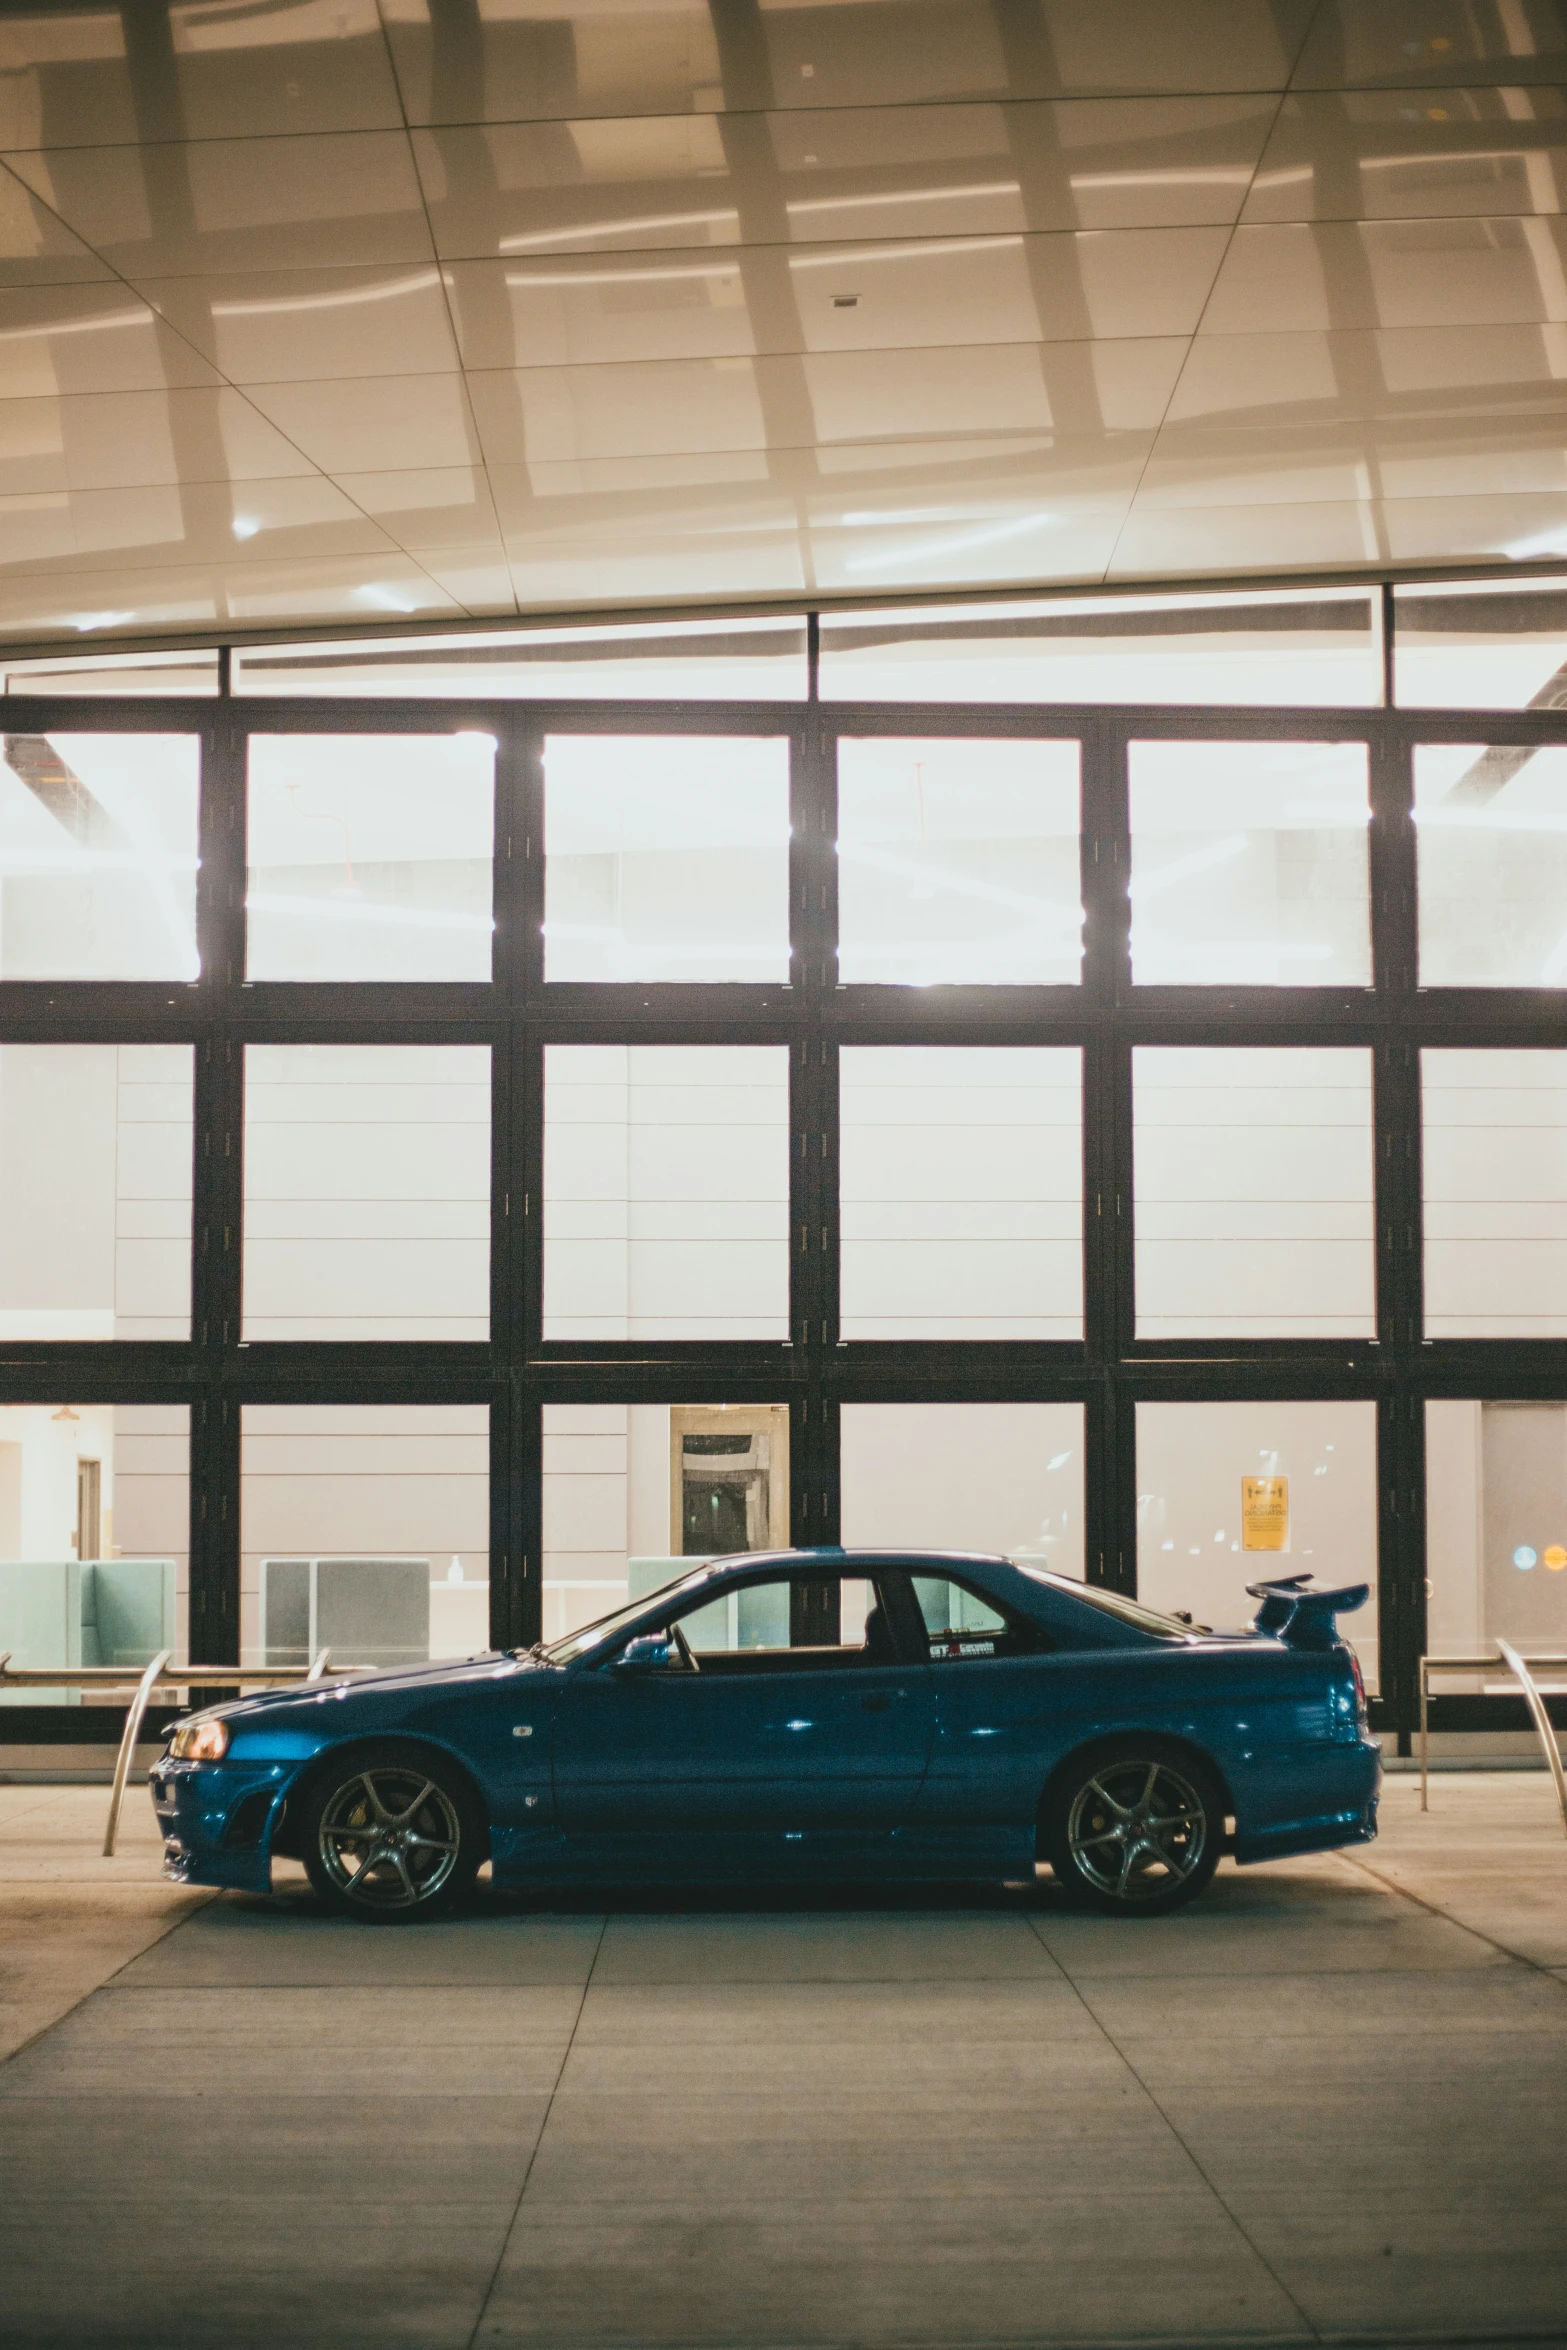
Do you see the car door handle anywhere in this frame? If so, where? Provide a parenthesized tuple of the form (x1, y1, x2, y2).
(860, 1693, 894, 1713)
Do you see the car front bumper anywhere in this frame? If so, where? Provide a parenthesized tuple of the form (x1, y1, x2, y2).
(149, 1755, 300, 1892)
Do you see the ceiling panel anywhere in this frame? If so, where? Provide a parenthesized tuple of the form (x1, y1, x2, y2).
(0, 0, 1564, 642)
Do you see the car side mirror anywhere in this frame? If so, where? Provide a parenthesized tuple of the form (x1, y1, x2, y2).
(614, 1634, 675, 1674)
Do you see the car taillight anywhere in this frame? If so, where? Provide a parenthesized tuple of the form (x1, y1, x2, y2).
(1348, 1649, 1367, 1722)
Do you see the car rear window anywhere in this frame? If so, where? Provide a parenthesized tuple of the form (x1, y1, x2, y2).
(910, 1573, 1050, 1660)
(1017, 1567, 1192, 1640)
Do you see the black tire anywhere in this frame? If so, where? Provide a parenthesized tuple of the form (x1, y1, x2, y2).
(1043, 1739, 1223, 1918)
(299, 1741, 485, 1923)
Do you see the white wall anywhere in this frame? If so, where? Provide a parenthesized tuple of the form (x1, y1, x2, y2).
(0, 1045, 193, 1339)
(113, 1404, 190, 1660)
(242, 1044, 491, 1341)
(1134, 1046, 1376, 1338)
(542, 1402, 780, 1640)
(542, 1403, 637, 1643)
(1137, 1399, 1379, 1686)
(840, 1046, 1082, 1339)
(841, 1403, 1084, 1575)
(1425, 1399, 1484, 1662)
(543, 1046, 790, 1339)
(1423, 1050, 1567, 1337)
(239, 1405, 489, 1664)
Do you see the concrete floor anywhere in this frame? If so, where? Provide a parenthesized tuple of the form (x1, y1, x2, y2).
(1, 1778, 1565, 2350)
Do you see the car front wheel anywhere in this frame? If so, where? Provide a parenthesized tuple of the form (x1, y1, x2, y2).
(299, 1743, 483, 1922)
(1044, 1742, 1223, 1917)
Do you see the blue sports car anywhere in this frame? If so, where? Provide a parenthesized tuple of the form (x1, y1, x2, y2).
(148, 1549, 1379, 1921)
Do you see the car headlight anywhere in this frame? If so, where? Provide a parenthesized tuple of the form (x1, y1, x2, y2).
(169, 1717, 230, 1761)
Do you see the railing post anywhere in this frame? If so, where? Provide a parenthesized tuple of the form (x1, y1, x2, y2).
(1497, 1641, 1567, 1839)
(103, 1649, 172, 1859)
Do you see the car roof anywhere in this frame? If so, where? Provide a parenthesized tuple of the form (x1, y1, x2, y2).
(697, 1548, 1014, 1571)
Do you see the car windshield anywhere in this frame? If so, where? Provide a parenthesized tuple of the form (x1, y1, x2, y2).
(1016, 1566, 1195, 1640)
(539, 1565, 718, 1664)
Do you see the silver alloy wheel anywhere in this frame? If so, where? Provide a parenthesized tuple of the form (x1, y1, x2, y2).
(1066, 1758, 1209, 1903)
(316, 1766, 462, 1912)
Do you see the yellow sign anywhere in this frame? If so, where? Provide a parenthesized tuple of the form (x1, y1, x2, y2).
(1241, 1476, 1289, 1552)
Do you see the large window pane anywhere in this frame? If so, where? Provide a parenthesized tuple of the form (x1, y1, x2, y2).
(0, 732, 198, 980)
(1137, 1400, 1378, 1688)
(242, 1046, 490, 1342)
(1129, 740, 1370, 986)
(241, 1406, 488, 1669)
(1423, 1050, 1567, 1337)
(1394, 579, 1567, 709)
(836, 737, 1082, 986)
(841, 1403, 1084, 1577)
(543, 734, 790, 983)
(1134, 1048, 1375, 1337)
(840, 1047, 1082, 1339)
(1415, 743, 1567, 986)
(820, 588, 1380, 705)
(0, 1045, 192, 1340)
(543, 1046, 789, 1339)
(0, 1404, 189, 1697)
(245, 734, 495, 981)
(542, 1400, 790, 1643)
(232, 618, 807, 699)
(1427, 1402, 1567, 1686)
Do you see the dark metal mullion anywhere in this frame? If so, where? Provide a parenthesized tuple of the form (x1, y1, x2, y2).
(494, 1369, 539, 1654)
(790, 713, 834, 1555)
(187, 1393, 240, 1668)
(1368, 720, 1424, 1737)
(1081, 657, 1134, 1620)
(1377, 1386, 1426, 1753)
(188, 706, 246, 1665)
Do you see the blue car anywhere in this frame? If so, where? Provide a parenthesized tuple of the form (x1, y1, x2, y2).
(148, 1549, 1379, 1921)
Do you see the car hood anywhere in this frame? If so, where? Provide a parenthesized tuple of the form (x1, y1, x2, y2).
(195, 1651, 556, 1725)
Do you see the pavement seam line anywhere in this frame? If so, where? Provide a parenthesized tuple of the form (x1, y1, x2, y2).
(0, 1886, 218, 2077)
(1026, 1911, 1322, 2345)
(1334, 1847, 1567, 1990)
(463, 1910, 608, 2350)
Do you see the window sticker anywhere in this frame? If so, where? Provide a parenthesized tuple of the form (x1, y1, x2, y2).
(930, 1637, 997, 1659)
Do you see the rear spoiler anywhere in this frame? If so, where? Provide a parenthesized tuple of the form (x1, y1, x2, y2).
(1245, 1572, 1370, 1650)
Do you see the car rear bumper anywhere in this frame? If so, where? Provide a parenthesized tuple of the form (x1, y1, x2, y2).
(1233, 1735, 1381, 1866)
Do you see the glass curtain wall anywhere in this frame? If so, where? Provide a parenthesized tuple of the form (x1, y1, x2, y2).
(7, 578, 1567, 1748)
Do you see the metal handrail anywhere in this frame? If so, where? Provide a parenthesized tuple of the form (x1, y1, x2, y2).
(1497, 1642, 1567, 1838)
(1419, 1649, 1567, 1833)
(0, 1650, 360, 1855)
(102, 1648, 171, 1857)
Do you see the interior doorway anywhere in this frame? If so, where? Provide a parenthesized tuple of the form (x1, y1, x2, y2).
(669, 1406, 789, 1558)
(76, 1457, 101, 1561)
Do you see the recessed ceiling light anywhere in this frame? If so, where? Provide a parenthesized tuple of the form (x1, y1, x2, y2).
(232, 515, 261, 538)
(71, 610, 132, 632)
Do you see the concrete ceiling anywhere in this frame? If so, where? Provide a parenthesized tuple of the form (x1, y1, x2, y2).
(4, 0, 1567, 645)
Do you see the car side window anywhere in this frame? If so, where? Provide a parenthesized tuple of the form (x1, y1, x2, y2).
(658, 1573, 903, 1672)
(911, 1575, 1049, 1662)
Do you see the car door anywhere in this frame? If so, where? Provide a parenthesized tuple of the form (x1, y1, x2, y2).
(898, 1569, 1065, 1832)
(552, 1567, 934, 1842)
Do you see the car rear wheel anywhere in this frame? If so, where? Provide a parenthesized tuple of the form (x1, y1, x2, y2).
(299, 1742, 483, 1922)
(1044, 1741, 1222, 1917)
